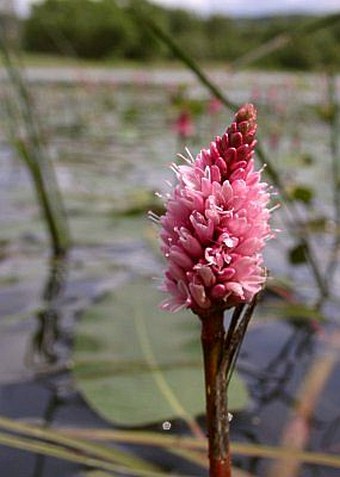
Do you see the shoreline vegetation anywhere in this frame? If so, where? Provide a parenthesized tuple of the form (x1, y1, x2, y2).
(1, 0, 339, 72)
(2, 54, 340, 75)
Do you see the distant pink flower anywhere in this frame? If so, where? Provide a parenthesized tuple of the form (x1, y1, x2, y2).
(174, 110, 195, 139)
(208, 97, 223, 115)
(157, 103, 273, 314)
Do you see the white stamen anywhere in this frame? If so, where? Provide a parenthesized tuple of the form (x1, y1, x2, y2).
(148, 211, 160, 219)
(148, 211, 160, 224)
(170, 163, 180, 177)
(185, 147, 195, 163)
(269, 203, 281, 213)
(177, 153, 192, 165)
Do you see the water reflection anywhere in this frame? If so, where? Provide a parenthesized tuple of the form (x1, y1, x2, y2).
(31, 393, 62, 477)
(28, 255, 68, 367)
(233, 317, 340, 477)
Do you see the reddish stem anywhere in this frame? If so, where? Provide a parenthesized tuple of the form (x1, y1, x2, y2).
(200, 311, 232, 477)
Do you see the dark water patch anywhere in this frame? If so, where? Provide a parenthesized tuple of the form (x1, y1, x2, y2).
(0, 284, 41, 319)
(231, 320, 340, 476)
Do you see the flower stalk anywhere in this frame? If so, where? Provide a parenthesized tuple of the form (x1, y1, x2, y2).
(200, 310, 231, 477)
(199, 297, 258, 477)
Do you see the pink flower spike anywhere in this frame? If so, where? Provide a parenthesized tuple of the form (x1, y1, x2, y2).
(158, 103, 274, 315)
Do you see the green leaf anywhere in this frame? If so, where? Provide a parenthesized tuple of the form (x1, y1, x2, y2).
(73, 279, 249, 426)
(316, 104, 336, 122)
(289, 185, 314, 204)
(298, 153, 314, 166)
(298, 216, 328, 233)
(262, 301, 326, 323)
(288, 243, 307, 265)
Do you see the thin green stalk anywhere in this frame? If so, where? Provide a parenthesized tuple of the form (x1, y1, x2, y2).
(56, 427, 340, 469)
(134, 310, 204, 439)
(131, 8, 237, 112)
(167, 447, 208, 469)
(224, 300, 257, 386)
(0, 416, 157, 473)
(63, 427, 206, 449)
(0, 415, 209, 471)
(231, 13, 340, 69)
(0, 431, 184, 477)
(0, 24, 70, 258)
(15, 137, 69, 258)
(324, 72, 340, 296)
(11, 423, 339, 470)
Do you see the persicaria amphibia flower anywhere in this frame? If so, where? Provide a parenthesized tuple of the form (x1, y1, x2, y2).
(157, 103, 273, 314)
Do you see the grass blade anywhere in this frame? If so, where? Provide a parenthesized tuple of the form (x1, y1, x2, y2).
(0, 416, 158, 473)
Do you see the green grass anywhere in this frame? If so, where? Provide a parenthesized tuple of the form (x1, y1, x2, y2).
(1, 51, 248, 71)
(0, 52, 189, 69)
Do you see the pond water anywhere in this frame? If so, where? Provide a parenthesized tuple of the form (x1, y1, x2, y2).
(0, 66, 339, 477)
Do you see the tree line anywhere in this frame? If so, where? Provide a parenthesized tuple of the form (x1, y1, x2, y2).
(22, 0, 340, 70)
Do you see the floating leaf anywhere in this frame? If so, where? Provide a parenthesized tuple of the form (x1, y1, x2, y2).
(288, 243, 307, 265)
(73, 279, 249, 426)
(110, 189, 164, 218)
(122, 105, 139, 123)
(315, 104, 336, 123)
(297, 153, 314, 166)
(262, 301, 326, 323)
(265, 277, 294, 300)
(297, 216, 328, 233)
(289, 185, 314, 204)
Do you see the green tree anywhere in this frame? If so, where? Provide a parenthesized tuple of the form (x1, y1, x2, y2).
(23, 0, 136, 59)
(22, 0, 340, 69)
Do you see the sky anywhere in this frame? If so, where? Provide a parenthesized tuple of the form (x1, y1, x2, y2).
(13, 0, 340, 17)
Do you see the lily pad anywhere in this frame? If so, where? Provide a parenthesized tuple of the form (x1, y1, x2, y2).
(262, 301, 326, 323)
(288, 242, 307, 265)
(73, 279, 249, 426)
(289, 185, 314, 205)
